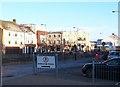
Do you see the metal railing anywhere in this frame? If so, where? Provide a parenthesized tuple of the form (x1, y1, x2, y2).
(2, 54, 33, 64)
(2, 52, 95, 64)
(92, 60, 120, 83)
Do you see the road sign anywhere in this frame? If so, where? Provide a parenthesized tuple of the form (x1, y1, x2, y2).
(37, 56, 55, 68)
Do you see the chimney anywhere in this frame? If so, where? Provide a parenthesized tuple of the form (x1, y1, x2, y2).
(13, 19, 16, 24)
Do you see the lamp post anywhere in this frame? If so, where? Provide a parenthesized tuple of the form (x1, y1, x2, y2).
(112, 9, 120, 46)
(73, 27, 79, 60)
(41, 24, 47, 43)
(73, 27, 79, 45)
(111, 1, 120, 46)
(41, 24, 47, 52)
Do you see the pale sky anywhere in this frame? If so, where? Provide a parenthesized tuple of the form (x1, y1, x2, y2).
(0, 1, 119, 40)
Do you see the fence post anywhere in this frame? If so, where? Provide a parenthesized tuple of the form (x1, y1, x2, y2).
(55, 54, 58, 79)
(0, 43, 3, 86)
(33, 52, 36, 74)
(92, 60, 95, 84)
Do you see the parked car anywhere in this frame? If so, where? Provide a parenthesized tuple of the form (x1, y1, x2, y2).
(108, 51, 120, 60)
(81, 58, 120, 81)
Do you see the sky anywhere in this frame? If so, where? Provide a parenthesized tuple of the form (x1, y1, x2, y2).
(0, 1, 119, 41)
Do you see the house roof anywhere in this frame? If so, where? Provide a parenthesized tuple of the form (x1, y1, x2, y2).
(48, 31, 63, 34)
(103, 33, 120, 42)
(109, 33, 120, 40)
(0, 20, 35, 34)
(19, 24, 35, 34)
(0, 20, 22, 32)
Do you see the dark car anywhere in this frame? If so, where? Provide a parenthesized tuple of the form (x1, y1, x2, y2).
(108, 51, 120, 60)
(81, 58, 120, 81)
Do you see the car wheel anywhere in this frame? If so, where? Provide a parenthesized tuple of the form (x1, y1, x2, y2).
(86, 68, 92, 78)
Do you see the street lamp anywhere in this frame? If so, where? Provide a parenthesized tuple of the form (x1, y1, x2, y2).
(73, 27, 79, 60)
(112, 10, 120, 46)
(41, 24, 47, 43)
(41, 24, 47, 52)
(73, 27, 79, 45)
(41, 24, 46, 27)
(112, 10, 119, 13)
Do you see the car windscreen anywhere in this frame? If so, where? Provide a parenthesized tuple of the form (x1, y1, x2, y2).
(110, 52, 120, 56)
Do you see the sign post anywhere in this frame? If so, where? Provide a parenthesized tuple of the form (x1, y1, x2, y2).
(37, 56, 55, 68)
(33, 53, 58, 78)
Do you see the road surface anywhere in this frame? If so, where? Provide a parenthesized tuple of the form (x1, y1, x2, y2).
(2, 58, 93, 82)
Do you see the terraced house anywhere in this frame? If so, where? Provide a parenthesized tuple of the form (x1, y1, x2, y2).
(47, 29, 91, 52)
(0, 19, 37, 54)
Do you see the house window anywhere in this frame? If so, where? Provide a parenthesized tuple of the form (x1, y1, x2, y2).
(49, 35, 51, 38)
(54, 35, 56, 37)
(58, 35, 60, 37)
(83, 38, 86, 41)
(58, 40, 60, 44)
(15, 33, 17, 37)
(8, 32, 10, 36)
(15, 41, 17, 44)
(31, 40, 33, 43)
(8, 41, 10, 44)
(21, 42, 23, 45)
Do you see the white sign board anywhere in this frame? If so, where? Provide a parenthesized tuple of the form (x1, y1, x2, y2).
(37, 56, 55, 68)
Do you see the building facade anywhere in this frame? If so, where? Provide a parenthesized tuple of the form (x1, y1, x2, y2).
(0, 19, 37, 54)
(19, 24, 37, 54)
(102, 33, 120, 46)
(47, 29, 90, 52)
(36, 30, 48, 53)
(0, 22, 3, 52)
(47, 32, 62, 51)
(62, 29, 90, 52)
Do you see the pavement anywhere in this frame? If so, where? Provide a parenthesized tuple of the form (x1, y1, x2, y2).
(2, 58, 119, 86)
(2, 73, 118, 85)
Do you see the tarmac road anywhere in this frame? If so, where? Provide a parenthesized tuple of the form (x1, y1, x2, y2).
(2, 58, 93, 82)
(2, 57, 117, 85)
